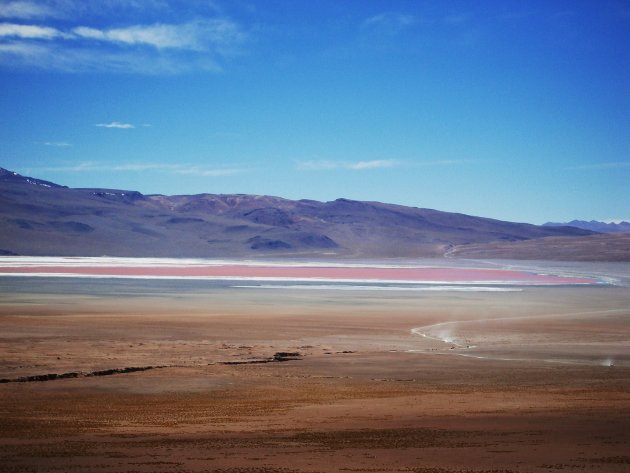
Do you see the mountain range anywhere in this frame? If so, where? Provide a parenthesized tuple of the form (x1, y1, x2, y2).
(1, 167, 628, 261)
(544, 220, 630, 233)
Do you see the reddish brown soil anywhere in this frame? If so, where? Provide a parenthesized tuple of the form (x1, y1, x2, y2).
(1, 284, 629, 473)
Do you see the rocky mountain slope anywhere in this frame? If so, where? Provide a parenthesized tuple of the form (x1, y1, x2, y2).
(0, 167, 612, 259)
(544, 219, 630, 233)
(447, 233, 630, 262)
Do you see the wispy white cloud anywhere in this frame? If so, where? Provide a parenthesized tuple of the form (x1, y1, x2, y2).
(298, 159, 399, 171)
(347, 159, 397, 170)
(0, 1, 176, 20)
(0, 4, 247, 73)
(43, 141, 72, 147)
(359, 12, 417, 53)
(297, 159, 472, 171)
(31, 161, 246, 177)
(0, 1, 57, 19)
(0, 19, 244, 50)
(72, 20, 243, 51)
(362, 12, 415, 35)
(0, 41, 221, 73)
(98, 162, 244, 176)
(0, 40, 44, 59)
(171, 166, 243, 177)
(0, 22, 65, 39)
(96, 121, 135, 129)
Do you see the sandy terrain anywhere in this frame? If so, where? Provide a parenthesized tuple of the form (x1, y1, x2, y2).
(1, 263, 629, 473)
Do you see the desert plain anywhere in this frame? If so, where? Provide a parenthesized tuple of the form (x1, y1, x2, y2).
(1, 258, 630, 473)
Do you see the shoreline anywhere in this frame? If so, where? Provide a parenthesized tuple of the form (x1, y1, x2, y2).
(0, 257, 599, 285)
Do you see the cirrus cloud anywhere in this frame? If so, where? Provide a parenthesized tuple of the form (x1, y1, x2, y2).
(362, 12, 416, 35)
(0, 1, 57, 20)
(298, 159, 399, 171)
(96, 121, 135, 129)
(0, 22, 65, 39)
(43, 141, 72, 147)
(27, 161, 247, 177)
(0, 2, 248, 74)
(72, 19, 244, 51)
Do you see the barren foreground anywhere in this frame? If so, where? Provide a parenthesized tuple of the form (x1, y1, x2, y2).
(1, 266, 630, 473)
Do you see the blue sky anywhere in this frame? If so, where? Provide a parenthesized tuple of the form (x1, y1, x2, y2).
(1, 0, 629, 224)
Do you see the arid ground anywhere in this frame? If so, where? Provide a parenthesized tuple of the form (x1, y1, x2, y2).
(1, 260, 629, 473)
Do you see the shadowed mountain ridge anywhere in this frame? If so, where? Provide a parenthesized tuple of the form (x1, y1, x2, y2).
(1, 167, 614, 259)
(544, 219, 630, 233)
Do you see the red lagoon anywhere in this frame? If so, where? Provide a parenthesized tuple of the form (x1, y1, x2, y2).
(0, 264, 597, 285)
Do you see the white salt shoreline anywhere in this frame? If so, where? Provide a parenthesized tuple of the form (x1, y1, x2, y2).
(0, 272, 593, 286)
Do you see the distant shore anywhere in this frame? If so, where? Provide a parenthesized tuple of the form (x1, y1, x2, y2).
(0, 256, 598, 285)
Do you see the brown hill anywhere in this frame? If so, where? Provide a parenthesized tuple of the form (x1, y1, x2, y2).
(448, 233, 630, 262)
(0, 167, 611, 260)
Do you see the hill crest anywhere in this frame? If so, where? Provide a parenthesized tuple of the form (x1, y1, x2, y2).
(1, 167, 618, 260)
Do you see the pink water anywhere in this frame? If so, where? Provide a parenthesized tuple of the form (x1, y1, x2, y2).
(0, 264, 597, 285)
